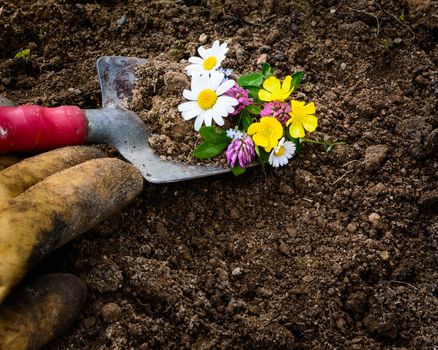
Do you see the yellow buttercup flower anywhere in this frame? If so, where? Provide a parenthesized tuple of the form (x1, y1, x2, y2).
(258, 76, 293, 102)
(247, 117, 283, 152)
(286, 100, 318, 138)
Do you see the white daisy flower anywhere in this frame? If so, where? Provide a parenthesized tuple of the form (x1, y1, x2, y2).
(269, 137, 296, 167)
(186, 40, 228, 77)
(178, 71, 238, 131)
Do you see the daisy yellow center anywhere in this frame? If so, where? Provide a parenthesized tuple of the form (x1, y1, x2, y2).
(274, 146, 285, 157)
(198, 89, 217, 110)
(203, 56, 217, 71)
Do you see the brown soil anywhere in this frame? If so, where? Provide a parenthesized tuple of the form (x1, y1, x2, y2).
(130, 58, 229, 166)
(1, 0, 437, 349)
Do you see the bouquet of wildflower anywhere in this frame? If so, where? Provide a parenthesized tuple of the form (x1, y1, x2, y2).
(178, 40, 318, 175)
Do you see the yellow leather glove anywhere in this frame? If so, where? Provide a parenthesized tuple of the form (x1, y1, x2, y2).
(0, 146, 143, 349)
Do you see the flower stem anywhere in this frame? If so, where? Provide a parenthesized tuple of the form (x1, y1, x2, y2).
(301, 138, 346, 152)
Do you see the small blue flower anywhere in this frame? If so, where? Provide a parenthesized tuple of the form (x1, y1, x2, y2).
(226, 128, 244, 140)
(218, 67, 233, 77)
(226, 129, 236, 139)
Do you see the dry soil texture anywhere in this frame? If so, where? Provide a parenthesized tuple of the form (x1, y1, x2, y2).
(0, 0, 437, 349)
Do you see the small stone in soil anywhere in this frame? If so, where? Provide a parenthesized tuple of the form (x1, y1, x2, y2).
(102, 303, 122, 322)
(232, 267, 243, 276)
(368, 212, 381, 225)
(199, 33, 208, 44)
(364, 144, 389, 173)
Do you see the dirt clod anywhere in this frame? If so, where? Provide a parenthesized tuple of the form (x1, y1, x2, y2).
(364, 144, 389, 173)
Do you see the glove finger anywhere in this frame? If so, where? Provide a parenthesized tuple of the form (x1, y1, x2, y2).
(0, 157, 143, 304)
(0, 146, 105, 207)
(0, 273, 86, 350)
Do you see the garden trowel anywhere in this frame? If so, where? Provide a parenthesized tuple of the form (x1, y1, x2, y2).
(0, 56, 229, 183)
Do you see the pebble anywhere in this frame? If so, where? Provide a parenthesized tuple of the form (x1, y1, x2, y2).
(216, 268, 229, 281)
(231, 267, 242, 276)
(378, 250, 390, 261)
(101, 303, 122, 322)
(340, 62, 347, 70)
(330, 8, 337, 14)
(364, 144, 389, 172)
(368, 212, 381, 225)
(346, 222, 358, 233)
(116, 14, 126, 26)
(257, 53, 268, 65)
(199, 33, 208, 45)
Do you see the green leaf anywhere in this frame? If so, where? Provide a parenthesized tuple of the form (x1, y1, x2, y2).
(193, 141, 229, 159)
(238, 72, 263, 87)
(291, 71, 304, 91)
(258, 147, 270, 162)
(199, 126, 229, 144)
(242, 114, 252, 131)
(246, 105, 262, 115)
(15, 48, 30, 60)
(254, 145, 261, 157)
(292, 137, 302, 154)
(262, 63, 274, 78)
(245, 86, 261, 100)
(231, 165, 246, 176)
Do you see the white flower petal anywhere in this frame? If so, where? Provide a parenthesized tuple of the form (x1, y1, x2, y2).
(194, 113, 204, 131)
(186, 65, 204, 77)
(268, 150, 274, 166)
(212, 113, 225, 126)
(204, 109, 213, 126)
(223, 103, 235, 114)
(178, 101, 198, 112)
(182, 107, 201, 120)
(210, 71, 224, 90)
(217, 95, 238, 106)
(216, 79, 235, 95)
(183, 89, 198, 100)
(191, 75, 207, 93)
(198, 46, 208, 59)
(188, 56, 204, 64)
(212, 103, 228, 117)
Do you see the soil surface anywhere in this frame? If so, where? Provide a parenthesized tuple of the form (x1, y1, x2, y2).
(1, 0, 437, 349)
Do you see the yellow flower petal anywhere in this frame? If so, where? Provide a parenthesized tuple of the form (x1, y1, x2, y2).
(291, 100, 306, 114)
(272, 120, 283, 139)
(247, 122, 261, 135)
(253, 133, 268, 148)
(262, 76, 280, 93)
(285, 118, 293, 127)
(301, 101, 316, 115)
(265, 138, 279, 152)
(301, 114, 318, 133)
(281, 75, 292, 95)
(258, 89, 273, 102)
(289, 121, 305, 138)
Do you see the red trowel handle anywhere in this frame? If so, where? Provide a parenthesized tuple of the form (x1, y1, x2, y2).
(0, 105, 87, 154)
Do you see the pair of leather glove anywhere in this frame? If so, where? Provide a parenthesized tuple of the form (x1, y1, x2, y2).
(0, 96, 143, 349)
